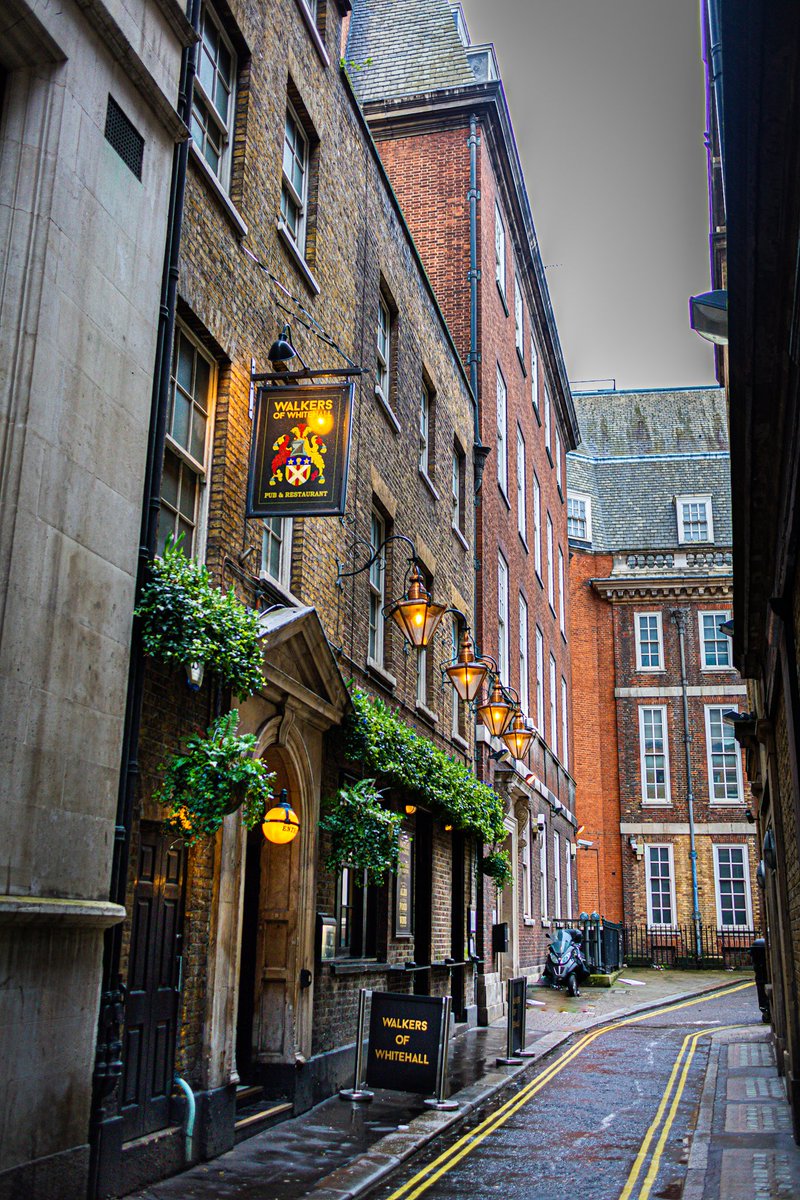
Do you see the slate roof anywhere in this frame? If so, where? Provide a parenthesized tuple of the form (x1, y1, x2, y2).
(346, 0, 475, 103)
(566, 388, 732, 553)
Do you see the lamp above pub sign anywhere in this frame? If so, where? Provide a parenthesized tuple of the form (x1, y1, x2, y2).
(247, 382, 354, 518)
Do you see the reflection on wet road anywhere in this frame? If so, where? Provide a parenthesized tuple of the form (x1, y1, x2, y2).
(371, 983, 757, 1200)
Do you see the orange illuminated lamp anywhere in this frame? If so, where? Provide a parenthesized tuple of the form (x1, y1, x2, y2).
(405, 804, 417, 815)
(445, 629, 489, 703)
(477, 679, 514, 738)
(262, 788, 300, 845)
(501, 709, 535, 760)
(386, 564, 447, 649)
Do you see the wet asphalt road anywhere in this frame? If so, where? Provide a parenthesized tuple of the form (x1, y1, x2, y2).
(370, 983, 760, 1200)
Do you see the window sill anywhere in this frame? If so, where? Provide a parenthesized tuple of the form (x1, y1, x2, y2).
(498, 484, 511, 511)
(452, 524, 469, 552)
(700, 666, 737, 674)
(496, 279, 509, 315)
(374, 386, 401, 434)
(419, 469, 440, 500)
(451, 731, 470, 754)
(636, 667, 667, 675)
(329, 959, 391, 976)
(641, 801, 673, 808)
(293, 0, 331, 66)
(366, 658, 397, 691)
(416, 702, 439, 726)
(708, 799, 744, 807)
(523, 917, 536, 927)
(277, 220, 321, 295)
(516, 345, 527, 375)
(541, 918, 551, 928)
(189, 143, 248, 238)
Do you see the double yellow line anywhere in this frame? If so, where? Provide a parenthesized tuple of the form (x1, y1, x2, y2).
(384, 981, 754, 1200)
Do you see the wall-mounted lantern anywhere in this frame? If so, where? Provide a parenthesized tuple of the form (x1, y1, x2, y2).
(263, 788, 300, 845)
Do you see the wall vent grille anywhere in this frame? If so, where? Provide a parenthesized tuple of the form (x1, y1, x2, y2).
(104, 95, 144, 179)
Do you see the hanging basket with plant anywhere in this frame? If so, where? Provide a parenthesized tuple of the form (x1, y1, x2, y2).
(319, 778, 404, 884)
(480, 847, 513, 890)
(135, 534, 264, 699)
(155, 710, 275, 844)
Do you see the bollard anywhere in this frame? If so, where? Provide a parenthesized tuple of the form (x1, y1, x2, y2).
(339, 988, 374, 1101)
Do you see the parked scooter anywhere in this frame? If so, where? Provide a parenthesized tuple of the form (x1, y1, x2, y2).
(542, 928, 590, 996)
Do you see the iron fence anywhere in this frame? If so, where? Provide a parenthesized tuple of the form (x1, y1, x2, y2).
(548, 917, 755, 971)
(622, 923, 755, 970)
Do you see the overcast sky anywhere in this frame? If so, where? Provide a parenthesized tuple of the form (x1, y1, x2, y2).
(459, 0, 717, 391)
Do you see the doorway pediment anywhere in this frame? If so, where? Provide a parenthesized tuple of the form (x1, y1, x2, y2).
(256, 605, 350, 729)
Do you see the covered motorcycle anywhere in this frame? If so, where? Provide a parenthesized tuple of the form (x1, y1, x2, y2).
(542, 928, 590, 996)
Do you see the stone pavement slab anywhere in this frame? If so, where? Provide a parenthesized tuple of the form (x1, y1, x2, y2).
(126, 968, 749, 1200)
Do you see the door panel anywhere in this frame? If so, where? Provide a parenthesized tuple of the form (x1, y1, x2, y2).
(121, 824, 186, 1140)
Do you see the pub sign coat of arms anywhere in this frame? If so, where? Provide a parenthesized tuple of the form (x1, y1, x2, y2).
(247, 382, 354, 518)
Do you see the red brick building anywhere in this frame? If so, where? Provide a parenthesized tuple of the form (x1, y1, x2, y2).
(347, 0, 581, 1018)
(568, 386, 760, 956)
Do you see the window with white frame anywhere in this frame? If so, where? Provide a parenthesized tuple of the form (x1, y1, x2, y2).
(540, 819, 549, 918)
(519, 594, 530, 714)
(553, 831, 562, 919)
(546, 514, 554, 610)
(676, 494, 714, 544)
(713, 845, 752, 928)
(514, 275, 524, 355)
(565, 841, 573, 918)
(705, 706, 743, 803)
(192, 2, 237, 187)
(635, 612, 664, 671)
(497, 365, 508, 494)
(646, 844, 676, 927)
(495, 201, 506, 295)
(452, 442, 466, 536)
(280, 102, 310, 251)
(536, 627, 544, 733)
(558, 547, 565, 635)
(549, 654, 558, 756)
(544, 383, 552, 459)
(368, 510, 386, 665)
(555, 428, 562, 493)
(567, 493, 591, 541)
(531, 337, 540, 418)
(700, 610, 732, 669)
(533, 473, 542, 578)
(261, 517, 292, 588)
(419, 382, 431, 475)
(521, 815, 532, 918)
(376, 292, 392, 404)
(159, 324, 214, 557)
(561, 676, 569, 770)
(517, 426, 527, 541)
(639, 706, 670, 804)
(498, 553, 510, 684)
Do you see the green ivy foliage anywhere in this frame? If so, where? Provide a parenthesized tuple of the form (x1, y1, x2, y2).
(344, 690, 506, 843)
(135, 535, 264, 699)
(155, 710, 275, 845)
(319, 778, 403, 884)
(480, 847, 513, 890)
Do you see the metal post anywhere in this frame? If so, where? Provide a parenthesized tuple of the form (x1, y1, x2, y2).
(496, 979, 523, 1066)
(518, 979, 536, 1058)
(672, 609, 704, 960)
(339, 988, 374, 1101)
(425, 996, 459, 1110)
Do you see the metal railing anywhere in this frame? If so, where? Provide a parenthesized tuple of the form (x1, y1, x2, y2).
(549, 914, 624, 973)
(622, 923, 755, 970)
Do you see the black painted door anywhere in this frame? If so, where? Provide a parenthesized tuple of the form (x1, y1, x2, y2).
(121, 823, 186, 1140)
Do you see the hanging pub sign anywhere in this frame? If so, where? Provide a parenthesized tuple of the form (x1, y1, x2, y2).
(247, 382, 354, 518)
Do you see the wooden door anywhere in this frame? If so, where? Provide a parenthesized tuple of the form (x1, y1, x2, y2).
(121, 824, 186, 1140)
(253, 831, 301, 1062)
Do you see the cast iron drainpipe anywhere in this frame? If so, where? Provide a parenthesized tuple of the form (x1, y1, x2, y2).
(671, 609, 703, 959)
(174, 1076, 196, 1161)
(86, 2, 200, 1194)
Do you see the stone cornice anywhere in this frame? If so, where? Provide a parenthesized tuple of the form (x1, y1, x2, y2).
(591, 574, 733, 601)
